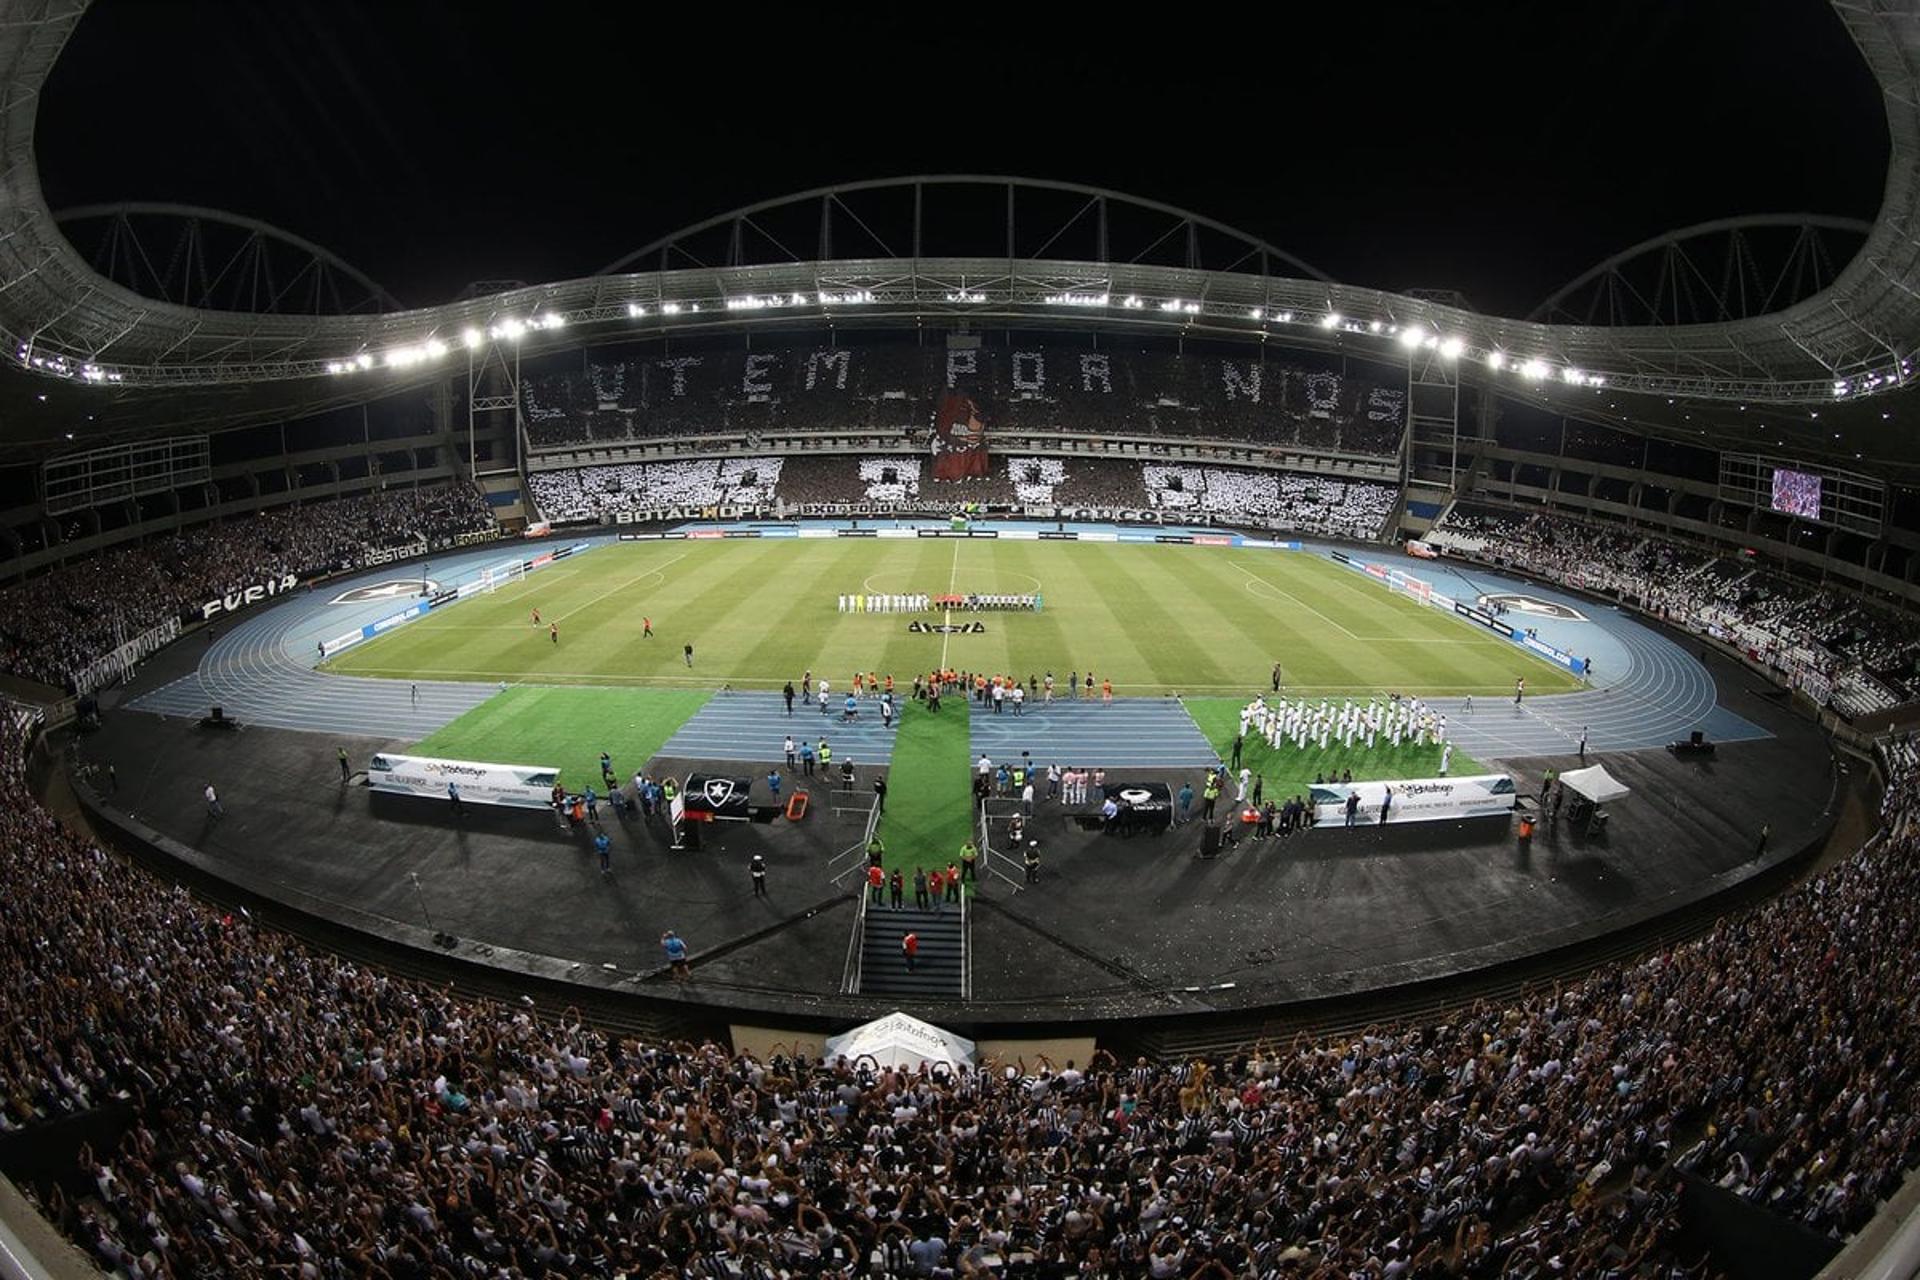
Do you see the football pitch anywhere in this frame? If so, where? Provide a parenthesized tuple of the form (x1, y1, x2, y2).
(324, 539, 1581, 698)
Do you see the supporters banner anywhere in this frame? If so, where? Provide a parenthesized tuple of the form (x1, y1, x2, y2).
(193, 572, 301, 623)
(1309, 773, 1517, 827)
(367, 753, 561, 810)
(929, 391, 990, 480)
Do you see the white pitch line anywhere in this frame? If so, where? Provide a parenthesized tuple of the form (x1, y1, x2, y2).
(547, 551, 688, 626)
(1233, 562, 1361, 639)
(939, 538, 962, 671)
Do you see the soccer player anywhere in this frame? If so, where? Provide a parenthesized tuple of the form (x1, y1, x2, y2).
(684, 643, 694, 667)
(549, 622, 559, 644)
(643, 617, 653, 637)
(532, 608, 541, 626)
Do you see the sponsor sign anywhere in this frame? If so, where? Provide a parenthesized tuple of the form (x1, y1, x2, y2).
(1310, 774, 1516, 827)
(838, 528, 878, 538)
(367, 752, 560, 810)
(681, 772, 754, 821)
(319, 628, 365, 658)
(1330, 550, 1353, 565)
(1455, 601, 1508, 634)
(196, 572, 300, 622)
(619, 532, 667, 541)
(1155, 534, 1195, 545)
(1519, 632, 1586, 673)
(1478, 592, 1589, 622)
(329, 578, 437, 606)
(367, 602, 428, 635)
(909, 620, 987, 634)
(1038, 530, 1079, 540)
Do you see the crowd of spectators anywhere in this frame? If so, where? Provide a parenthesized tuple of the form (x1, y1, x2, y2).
(0, 483, 495, 691)
(519, 343, 1409, 458)
(1431, 503, 1920, 718)
(2, 699, 1920, 1276)
(528, 454, 1396, 538)
(527, 460, 786, 522)
(1144, 465, 1397, 540)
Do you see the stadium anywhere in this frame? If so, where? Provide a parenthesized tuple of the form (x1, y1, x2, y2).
(1, 2, 1919, 1277)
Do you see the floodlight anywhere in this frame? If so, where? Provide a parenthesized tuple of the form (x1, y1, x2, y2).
(1320, 312, 1340, 328)
(1438, 336, 1464, 360)
(1519, 358, 1548, 380)
(1397, 326, 1425, 349)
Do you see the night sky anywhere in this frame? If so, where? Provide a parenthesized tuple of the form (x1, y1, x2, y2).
(33, 0, 1889, 317)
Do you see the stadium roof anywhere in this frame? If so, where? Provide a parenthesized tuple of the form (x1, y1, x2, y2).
(0, 2, 1917, 459)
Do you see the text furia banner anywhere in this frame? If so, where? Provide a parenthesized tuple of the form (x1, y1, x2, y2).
(367, 753, 561, 810)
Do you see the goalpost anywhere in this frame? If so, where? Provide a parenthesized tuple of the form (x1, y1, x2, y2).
(1387, 568, 1432, 606)
(481, 558, 525, 593)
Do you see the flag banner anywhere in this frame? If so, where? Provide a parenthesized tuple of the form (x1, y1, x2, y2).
(929, 391, 990, 480)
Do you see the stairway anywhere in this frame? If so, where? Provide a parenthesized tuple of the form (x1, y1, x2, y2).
(857, 902, 964, 998)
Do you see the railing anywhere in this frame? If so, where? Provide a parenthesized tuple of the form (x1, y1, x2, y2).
(960, 880, 972, 1001)
(839, 875, 870, 995)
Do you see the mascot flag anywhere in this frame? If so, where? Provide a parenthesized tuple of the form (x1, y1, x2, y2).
(930, 391, 990, 480)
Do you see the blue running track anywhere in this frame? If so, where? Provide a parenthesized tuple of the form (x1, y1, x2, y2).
(969, 697, 1217, 767)
(662, 690, 898, 765)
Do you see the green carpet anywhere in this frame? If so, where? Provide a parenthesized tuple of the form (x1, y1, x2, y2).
(1183, 696, 1487, 801)
(870, 699, 975, 886)
(410, 686, 710, 790)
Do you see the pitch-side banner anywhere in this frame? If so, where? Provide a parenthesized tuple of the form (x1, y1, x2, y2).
(1308, 773, 1516, 827)
(367, 753, 561, 810)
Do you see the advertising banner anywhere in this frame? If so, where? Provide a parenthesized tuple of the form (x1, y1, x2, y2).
(1308, 773, 1516, 827)
(367, 753, 561, 810)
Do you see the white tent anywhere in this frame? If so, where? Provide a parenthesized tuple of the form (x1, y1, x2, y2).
(1557, 764, 1631, 804)
(823, 1011, 976, 1071)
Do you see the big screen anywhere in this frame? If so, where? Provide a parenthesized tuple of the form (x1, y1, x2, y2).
(1770, 467, 1822, 519)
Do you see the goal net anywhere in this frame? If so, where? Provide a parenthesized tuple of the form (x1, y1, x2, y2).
(481, 558, 525, 593)
(1387, 568, 1432, 607)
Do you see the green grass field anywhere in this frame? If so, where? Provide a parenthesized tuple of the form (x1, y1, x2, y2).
(1184, 696, 1487, 798)
(327, 539, 1579, 698)
(411, 686, 709, 790)
(872, 700, 975, 884)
